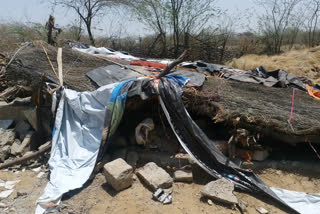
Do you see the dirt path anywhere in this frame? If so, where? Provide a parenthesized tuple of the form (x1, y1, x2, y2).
(0, 165, 319, 214)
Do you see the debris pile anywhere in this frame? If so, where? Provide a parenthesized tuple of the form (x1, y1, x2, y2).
(0, 41, 319, 214)
(0, 121, 33, 162)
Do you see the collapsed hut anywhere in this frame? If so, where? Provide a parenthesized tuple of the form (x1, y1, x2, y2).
(0, 41, 319, 214)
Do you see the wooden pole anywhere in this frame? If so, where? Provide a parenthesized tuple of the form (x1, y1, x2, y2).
(57, 48, 63, 86)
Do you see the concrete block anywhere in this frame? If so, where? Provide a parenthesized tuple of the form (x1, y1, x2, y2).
(174, 169, 193, 183)
(137, 162, 173, 191)
(0, 129, 15, 146)
(103, 158, 133, 191)
(201, 178, 238, 205)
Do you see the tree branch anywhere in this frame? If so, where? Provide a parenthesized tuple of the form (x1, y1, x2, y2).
(157, 49, 189, 79)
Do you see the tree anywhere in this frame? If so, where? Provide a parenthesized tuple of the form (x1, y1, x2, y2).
(256, 0, 302, 54)
(305, 0, 320, 47)
(168, 0, 218, 57)
(62, 18, 83, 41)
(131, 0, 218, 57)
(51, 0, 126, 46)
(215, 13, 236, 63)
(131, 0, 169, 56)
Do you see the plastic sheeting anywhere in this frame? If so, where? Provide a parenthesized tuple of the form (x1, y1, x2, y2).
(86, 66, 206, 87)
(36, 76, 310, 214)
(36, 83, 118, 214)
(222, 66, 312, 91)
(157, 78, 300, 214)
(86, 65, 143, 87)
(271, 188, 320, 214)
(73, 46, 138, 61)
(181, 61, 233, 75)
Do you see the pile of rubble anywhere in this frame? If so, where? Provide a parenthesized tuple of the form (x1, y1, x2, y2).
(0, 41, 319, 214)
(103, 158, 243, 209)
(0, 121, 34, 163)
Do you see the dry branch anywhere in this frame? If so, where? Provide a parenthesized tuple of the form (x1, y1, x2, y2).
(157, 49, 189, 79)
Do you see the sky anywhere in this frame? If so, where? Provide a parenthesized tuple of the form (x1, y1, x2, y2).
(0, 0, 258, 37)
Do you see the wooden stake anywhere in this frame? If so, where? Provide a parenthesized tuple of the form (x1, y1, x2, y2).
(57, 48, 63, 86)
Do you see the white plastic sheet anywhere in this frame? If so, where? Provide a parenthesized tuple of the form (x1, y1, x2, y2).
(272, 187, 320, 214)
(73, 46, 139, 61)
(36, 83, 118, 214)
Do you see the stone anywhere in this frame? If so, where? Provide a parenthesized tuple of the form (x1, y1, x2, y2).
(256, 207, 268, 214)
(126, 151, 139, 168)
(238, 199, 248, 212)
(0, 202, 7, 208)
(9, 207, 16, 212)
(4, 180, 20, 190)
(10, 132, 33, 156)
(103, 158, 133, 191)
(37, 172, 45, 178)
(0, 145, 11, 162)
(132, 174, 138, 181)
(38, 141, 51, 151)
(0, 189, 14, 199)
(201, 178, 238, 205)
(207, 199, 213, 206)
(23, 151, 33, 157)
(174, 169, 193, 183)
(18, 132, 33, 154)
(10, 139, 21, 156)
(32, 166, 42, 172)
(15, 121, 31, 141)
(253, 149, 269, 161)
(17, 191, 27, 197)
(137, 162, 173, 191)
(0, 129, 15, 146)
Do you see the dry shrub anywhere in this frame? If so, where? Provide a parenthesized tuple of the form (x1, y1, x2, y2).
(228, 47, 320, 83)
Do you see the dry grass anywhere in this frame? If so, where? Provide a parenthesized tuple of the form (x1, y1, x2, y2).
(228, 47, 320, 84)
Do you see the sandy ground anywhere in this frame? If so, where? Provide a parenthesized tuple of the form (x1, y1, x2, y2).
(0, 164, 319, 214)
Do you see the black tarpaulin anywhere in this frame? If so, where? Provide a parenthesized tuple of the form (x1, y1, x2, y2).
(97, 77, 300, 214)
(157, 78, 300, 214)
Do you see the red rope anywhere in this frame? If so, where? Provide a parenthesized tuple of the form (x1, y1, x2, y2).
(289, 88, 295, 122)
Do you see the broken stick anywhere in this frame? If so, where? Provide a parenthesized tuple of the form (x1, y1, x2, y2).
(0, 141, 51, 169)
(157, 49, 189, 79)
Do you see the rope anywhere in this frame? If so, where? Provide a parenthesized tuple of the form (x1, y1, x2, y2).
(40, 42, 61, 86)
(289, 88, 295, 122)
